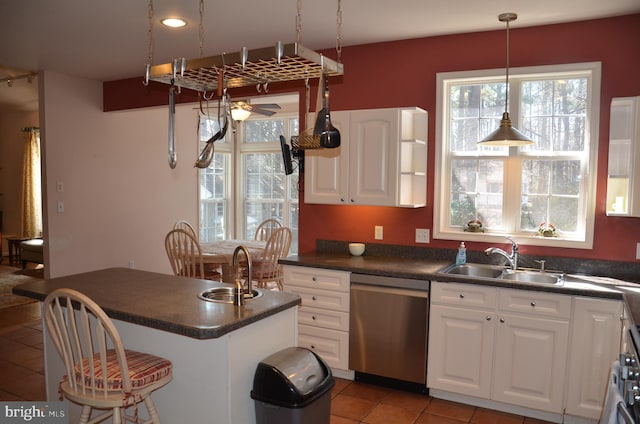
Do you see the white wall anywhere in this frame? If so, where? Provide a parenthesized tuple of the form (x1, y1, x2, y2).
(41, 71, 200, 278)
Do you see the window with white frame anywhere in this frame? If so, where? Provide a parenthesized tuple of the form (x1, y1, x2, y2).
(434, 62, 601, 249)
(198, 95, 300, 253)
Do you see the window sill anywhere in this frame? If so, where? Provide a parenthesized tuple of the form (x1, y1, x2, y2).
(433, 229, 592, 250)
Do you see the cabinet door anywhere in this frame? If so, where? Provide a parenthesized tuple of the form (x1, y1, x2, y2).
(348, 109, 399, 205)
(303, 111, 349, 204)
(565, 297, 622, 419)
(493, 314, 569, 413)
(427, 304, 495, 398)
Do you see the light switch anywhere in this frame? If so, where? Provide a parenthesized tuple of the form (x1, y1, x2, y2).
(57, 201, 64, 213)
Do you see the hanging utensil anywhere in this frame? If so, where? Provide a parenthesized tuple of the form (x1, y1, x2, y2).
(313, 71, 340, 148)
(168, 83, 177, 169)
(194, 92, 229, 168)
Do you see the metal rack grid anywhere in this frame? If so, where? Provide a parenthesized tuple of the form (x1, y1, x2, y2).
(149, 42, 343, 92)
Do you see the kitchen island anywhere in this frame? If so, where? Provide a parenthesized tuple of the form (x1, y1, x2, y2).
(13, 267, 301, 424)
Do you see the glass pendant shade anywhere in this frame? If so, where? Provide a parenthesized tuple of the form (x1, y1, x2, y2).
(478, 13, 534, 147)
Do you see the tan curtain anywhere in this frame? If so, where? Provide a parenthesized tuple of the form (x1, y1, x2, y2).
(21, 129, 42, 238)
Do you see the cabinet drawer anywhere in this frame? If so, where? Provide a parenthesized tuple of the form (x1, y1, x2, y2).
(288, 286, 350, 312)
(499, 289, 571, 320)
(283, 266, 351, 292)
(298, 324, 349, 370)
(298, 305, 350, 331)
(431, 281, 497, 309)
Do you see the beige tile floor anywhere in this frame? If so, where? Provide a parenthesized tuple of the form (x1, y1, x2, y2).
(0, 265, 553, 423)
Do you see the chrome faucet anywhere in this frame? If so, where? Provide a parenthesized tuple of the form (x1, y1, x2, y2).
(485, 237, 519, 271)
(232, 245, 253, 304)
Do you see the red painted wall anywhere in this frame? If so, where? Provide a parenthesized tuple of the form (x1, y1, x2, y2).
(298, 14, 640, 260)
(103, 14, 640, 261)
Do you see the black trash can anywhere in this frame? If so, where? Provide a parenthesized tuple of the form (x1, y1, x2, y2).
(251, 347, 335, 424)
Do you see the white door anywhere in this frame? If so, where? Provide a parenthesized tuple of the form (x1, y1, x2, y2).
(493, 313, 569, 412)
(427, 304, 495, 398)
(304, 111, 349, 204)
(348, 109, 399, 205)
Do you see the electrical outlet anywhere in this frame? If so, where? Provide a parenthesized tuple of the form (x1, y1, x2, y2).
(374, 226, 383, 240)
(636, 243, 640, 260)
(416, 228, 430, 243)
(129, 260, 135, 269)
(56, 181, 64, 192)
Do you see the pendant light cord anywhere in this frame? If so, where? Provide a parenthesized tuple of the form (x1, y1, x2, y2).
(504, 17, 510, 115)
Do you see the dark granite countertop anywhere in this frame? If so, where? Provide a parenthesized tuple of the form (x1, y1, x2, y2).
(12, 267, 301, 340)
(280, 252, 626, 300)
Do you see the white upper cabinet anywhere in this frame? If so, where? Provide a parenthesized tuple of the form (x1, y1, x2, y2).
(304, 107, 427, 207)
(606, 96, 640, 217)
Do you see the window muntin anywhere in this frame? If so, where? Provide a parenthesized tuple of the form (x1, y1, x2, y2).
(198, 100, 300, 253)
(435, 63, 600, 248)
(198, 115, 230, 241)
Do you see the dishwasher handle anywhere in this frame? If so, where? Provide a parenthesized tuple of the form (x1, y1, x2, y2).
(350, 283, 428, 299)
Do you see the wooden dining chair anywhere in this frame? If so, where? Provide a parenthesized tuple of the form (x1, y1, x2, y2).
(164, 228, 210, 280)
(251, 227, 292, 291)
(44, 288, 173, 424)
(172, 221, 225, 280)
(254, 218, 282, 241)
(173, 220, 198, 240)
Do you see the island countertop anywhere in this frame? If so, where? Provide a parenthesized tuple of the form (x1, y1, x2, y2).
(13, 267, 301, 339)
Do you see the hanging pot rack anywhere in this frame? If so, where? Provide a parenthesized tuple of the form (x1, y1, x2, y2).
(148, 42, 343, 93)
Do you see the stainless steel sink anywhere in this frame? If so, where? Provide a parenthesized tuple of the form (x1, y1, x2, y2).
(500, 271, 560, 285)
(440, 263, 504, 279)
(439, 263, 562, 285)
(199, 287, 263, 304)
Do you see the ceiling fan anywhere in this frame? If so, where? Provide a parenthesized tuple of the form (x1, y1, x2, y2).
(230, 100, 281, 121)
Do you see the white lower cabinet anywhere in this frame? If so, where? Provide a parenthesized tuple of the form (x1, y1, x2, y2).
(429, 282, 570, 414)
(429, 282, 624, 419)
(565, 297, 623, 419)
(283, 265, 351, 371)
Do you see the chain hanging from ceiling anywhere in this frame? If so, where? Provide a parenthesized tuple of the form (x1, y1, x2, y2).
(143, 0, 154, 86)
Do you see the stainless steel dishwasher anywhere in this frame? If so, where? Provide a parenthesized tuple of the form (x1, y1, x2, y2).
(349, 273, 429, 389)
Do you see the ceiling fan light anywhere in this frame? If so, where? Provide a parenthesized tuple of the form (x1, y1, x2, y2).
(478, 112, 534, 146)
(231, 107, 251, 121)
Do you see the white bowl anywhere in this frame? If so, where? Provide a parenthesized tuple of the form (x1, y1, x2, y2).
(349, 243, 365, 256)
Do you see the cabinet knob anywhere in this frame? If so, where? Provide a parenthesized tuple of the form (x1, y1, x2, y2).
(312, 315, 317, 320)
(486, 316, 492, 321)
(312, 296, 317, 301)
(530, 301, 536, 307)
(310, 345, 315, 349)
(500, 318, 505, 323)
(340, 198, 345, 202)
(350, 199, 355, 203)
(312, 276, 317, 281)
(459, 293, 464, 299)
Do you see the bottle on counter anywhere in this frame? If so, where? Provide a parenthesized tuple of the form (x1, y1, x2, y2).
(455, 242, 467, 265)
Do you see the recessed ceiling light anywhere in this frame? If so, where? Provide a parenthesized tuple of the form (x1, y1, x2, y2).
(161, 17, 187, 28)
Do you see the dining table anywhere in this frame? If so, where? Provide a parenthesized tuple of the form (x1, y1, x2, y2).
(200, 239, 266, 283)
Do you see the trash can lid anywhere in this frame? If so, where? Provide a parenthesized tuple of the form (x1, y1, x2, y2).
(251, 347, 334, 407)
(259, 347, 325, 393)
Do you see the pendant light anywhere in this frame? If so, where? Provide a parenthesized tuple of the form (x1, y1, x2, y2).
(478, 13, 534, 146)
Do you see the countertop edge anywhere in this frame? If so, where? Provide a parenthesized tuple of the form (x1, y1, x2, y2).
(12, 268, 301, 340)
